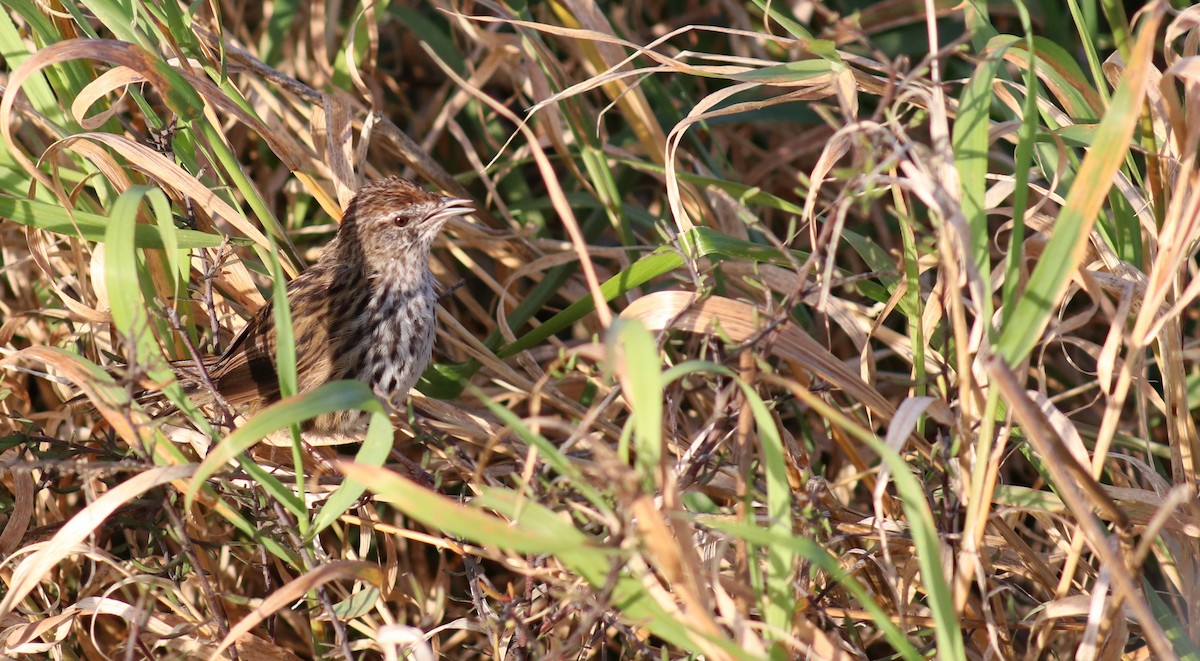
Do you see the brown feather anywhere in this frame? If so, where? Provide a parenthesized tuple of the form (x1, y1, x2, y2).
(170, 177, 473, 435)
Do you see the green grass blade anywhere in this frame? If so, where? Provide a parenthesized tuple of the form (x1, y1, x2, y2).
(996, 16, 1157, 365)
(309, 409, 394, 535)
(609, 319, 664, 490)
(952, 51, 1000, 327)
(736, 382, 795, 639)
(185, 381, 388, 512)
(709, 521, 923, 661)
(0, 195, 226, 248)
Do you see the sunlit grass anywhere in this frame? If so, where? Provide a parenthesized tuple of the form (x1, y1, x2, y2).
(0, 0, 1198, 658)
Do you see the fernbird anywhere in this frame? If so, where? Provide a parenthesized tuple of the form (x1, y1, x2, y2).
(184, 177, 472, 436)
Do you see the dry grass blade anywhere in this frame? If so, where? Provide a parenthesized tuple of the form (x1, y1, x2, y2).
(211, 561, 384, 659)
(621, 290, 949, 433)
(2, 0, 1198, 657)
(0, 464, 196, 618)
(986, 354, 1170, 658)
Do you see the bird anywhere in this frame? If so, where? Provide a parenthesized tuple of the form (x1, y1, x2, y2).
(178, 176, 473, 438)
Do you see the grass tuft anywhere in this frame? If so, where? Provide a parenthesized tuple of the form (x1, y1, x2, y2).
(1, 0, 1198, 658)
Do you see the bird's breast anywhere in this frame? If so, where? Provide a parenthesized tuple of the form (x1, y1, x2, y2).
(352, 280, 438, 403)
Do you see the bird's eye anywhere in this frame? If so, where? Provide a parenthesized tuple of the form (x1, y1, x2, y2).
(392, 214, 410, 228)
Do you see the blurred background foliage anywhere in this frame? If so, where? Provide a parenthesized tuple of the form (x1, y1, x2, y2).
(1, 0, 1199, 658)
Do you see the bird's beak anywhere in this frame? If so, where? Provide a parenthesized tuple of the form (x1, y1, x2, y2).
(427, 197, 474, 224)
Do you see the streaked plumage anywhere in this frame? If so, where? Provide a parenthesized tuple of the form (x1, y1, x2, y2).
(185, 177, 472, 434)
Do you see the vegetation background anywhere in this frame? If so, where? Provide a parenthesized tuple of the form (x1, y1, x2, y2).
(0, 0, 1198, 658)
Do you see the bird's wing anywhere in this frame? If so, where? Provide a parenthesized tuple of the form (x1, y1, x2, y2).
(205, 303, 281, 408)
(204, 270, 343, 409)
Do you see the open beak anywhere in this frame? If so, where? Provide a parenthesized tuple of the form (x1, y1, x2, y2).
(427, 197, 474, 224)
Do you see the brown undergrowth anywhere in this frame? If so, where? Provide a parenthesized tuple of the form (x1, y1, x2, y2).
(1, 0, 1199, 658)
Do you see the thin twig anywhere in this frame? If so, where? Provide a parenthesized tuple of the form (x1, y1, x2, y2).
(163, 304, 238, 431)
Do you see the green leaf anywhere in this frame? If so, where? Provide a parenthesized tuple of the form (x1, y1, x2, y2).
(470, 384, 610, 511)
(337, 465, 751, 659)
(798, 391, 965, 658)
(708, 521, 923, 661)
(339, 464, 591, 554)
(608, 319, 664, 490)
(184, 381, 389, 512)
(309, 409, 394, 535)
(267, 250, 297, 400)
(0, 195, 226, 248)
(390, 6, 466, 74)
(497, 248, 684, 359)
(104, 189, 147, 342)
(995, 18, 1155, 365)
(746, 0, 814, 40)
(150, 189, 186, 300)
(1145, 577, 1200, 660)
(986, 34, 1101, 121)
(78, 0, 154, 49)
(952, 50, 1000, 327)
(0, 7, 60, 123)
(731, 59, 836, 84)
(735, 382, 795, 639)
(476, 488, 750, 658)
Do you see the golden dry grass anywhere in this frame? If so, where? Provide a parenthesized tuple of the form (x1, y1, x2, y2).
(1, 0, 1199, 659)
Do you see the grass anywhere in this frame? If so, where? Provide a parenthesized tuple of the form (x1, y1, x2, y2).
(1, 0, 1199, 658)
